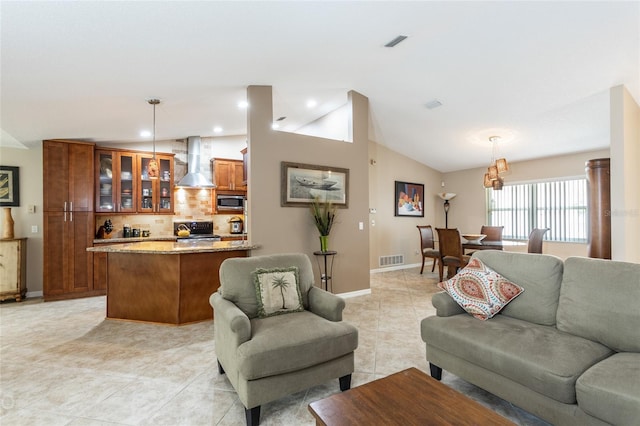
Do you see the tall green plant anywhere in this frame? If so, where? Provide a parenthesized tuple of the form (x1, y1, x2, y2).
(310, 197, 336, 236)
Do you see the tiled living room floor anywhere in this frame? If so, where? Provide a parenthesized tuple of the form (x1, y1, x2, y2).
(0, 267, 549, 425)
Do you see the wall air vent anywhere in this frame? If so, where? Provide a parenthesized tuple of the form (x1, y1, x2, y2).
(425, 99, 443, 109)
(379, 254, 404, 267)
(384, 35, 408, 48)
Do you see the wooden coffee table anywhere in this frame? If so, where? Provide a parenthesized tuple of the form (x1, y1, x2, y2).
(308, 368, 515, 425)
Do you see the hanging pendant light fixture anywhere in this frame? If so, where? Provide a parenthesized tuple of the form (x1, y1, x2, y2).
(483, 136, 509, 190)
(147, 99, 160, 179)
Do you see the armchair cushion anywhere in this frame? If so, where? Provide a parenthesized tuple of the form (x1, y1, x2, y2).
(237, 310, 358, 380)
(254, 267, 304, 318)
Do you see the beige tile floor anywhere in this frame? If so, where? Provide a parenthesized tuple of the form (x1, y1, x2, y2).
(0, 267, 549, 426)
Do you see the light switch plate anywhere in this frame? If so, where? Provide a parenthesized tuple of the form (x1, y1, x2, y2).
(31, 225, 38, 233)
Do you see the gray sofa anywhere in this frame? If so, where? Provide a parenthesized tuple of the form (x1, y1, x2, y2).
(421, 250, 640, 426)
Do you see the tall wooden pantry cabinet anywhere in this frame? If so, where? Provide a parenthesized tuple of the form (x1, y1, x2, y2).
(43, 140, 99, 300)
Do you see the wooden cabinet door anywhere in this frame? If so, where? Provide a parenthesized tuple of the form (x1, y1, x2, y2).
(213, 159, 233, 190)
(138, 153, 173, 213)
(43, 212, 67, 297)
(44, 140, 93, 212)
(43, 141, 70, 212)
(43, 211, 94, 299)
(233, 161, 246, 190)
(68, 143, 94, 211)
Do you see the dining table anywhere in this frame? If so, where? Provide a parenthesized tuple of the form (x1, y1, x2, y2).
(462, 239, 526, 253)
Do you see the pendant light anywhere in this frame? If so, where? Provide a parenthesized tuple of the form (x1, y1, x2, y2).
(147, 99, 160, 179)
(483, 136, 509, 190)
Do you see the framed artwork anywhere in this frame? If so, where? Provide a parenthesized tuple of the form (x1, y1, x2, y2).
(395, 180, 424, 217)
(0, 166, 20, 207)
(281, 162, 349, 207)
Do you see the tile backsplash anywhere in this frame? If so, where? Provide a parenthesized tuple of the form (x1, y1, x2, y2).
(95, 188, 240, 238)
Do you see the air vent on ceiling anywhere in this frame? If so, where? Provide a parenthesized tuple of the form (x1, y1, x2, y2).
(425, 99, 443, 109)
(384, 35, 408, 48)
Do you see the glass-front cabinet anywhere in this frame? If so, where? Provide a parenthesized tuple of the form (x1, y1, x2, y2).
(138, 154, 173, 213)
(95, 149, 173, 214)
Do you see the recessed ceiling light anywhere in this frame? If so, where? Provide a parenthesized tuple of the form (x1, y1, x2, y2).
(213, 126, 223, 133)
(384, 35, 408, 48)
(237, 101, 249, 109)
(272, 123, 280, 130)
(140, 130, 151, 137)
(306, 99, 317, 108)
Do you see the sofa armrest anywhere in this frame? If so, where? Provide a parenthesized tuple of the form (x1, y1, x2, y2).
(308, 286, 345, 322)
(210, 292, 251, 345)
(432, 291, 466, 317)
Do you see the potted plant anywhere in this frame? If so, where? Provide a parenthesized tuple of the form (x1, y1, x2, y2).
(310, 196, 336, 252)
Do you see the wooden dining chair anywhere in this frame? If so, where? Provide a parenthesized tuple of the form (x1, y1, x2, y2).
(417, 225, 441, 280)
(480, 225, 504, 242)
(436, 228, 470, 279)
(527, 228, 550, 253)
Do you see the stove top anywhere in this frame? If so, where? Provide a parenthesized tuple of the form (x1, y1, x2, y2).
(173, 221, 220, 239)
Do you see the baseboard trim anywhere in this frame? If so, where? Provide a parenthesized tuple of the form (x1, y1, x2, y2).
(26, 290, 43, 298)
(369, 262, 424, 274)
(336, 289, 372, 298)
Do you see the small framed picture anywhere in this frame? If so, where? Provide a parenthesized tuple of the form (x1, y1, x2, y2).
(281, 162, 349, 207)
(395, 180, 424, 217)
(0, 166, 20, 207)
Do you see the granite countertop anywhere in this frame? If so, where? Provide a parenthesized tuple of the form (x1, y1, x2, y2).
(87, 240, 259, 254)
(93, 235, 177, 244)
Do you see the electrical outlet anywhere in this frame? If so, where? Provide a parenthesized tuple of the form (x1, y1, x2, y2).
(415, 250, 419, 255)
(358, 222, 364, 231)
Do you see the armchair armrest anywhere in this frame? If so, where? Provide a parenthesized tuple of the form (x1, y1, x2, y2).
(210, 292, 251, 345)
(308, 287, 345, 322)
(432, 291, 466, 317)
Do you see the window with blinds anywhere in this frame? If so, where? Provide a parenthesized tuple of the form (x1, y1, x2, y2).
(486, 178, 588, 242)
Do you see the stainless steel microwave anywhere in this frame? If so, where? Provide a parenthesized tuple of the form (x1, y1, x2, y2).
(216, 193, 245, 211)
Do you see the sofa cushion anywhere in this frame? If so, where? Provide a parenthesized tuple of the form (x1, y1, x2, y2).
(437, 257, 524, 320)
(421, 314, 613, 403)
(576, 353, 640, 425)
(472, 251, 564, 326)
(237, 310, 358, 380)
(557, 256, 640, 352)
(254, 267, 304, 318)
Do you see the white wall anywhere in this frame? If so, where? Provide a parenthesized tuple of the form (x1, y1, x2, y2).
(610, 85, 640, 262)
(0, 145, 44, 295)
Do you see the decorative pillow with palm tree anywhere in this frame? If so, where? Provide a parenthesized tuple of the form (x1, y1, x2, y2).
(254, 267, 305, 318)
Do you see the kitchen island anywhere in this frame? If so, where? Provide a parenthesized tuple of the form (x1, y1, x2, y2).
(88, 240, 259, 325)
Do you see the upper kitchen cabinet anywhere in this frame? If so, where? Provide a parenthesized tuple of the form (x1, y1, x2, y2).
(95, 149, 137, 213)
(212, 158, 246, 191)
(138, 153, 174, 213)
(43, 140, 94, 212)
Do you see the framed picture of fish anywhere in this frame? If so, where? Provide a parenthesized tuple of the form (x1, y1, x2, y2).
(395, 180, 424, 217)
(0, 166, 20, 207)
(281, 162, 349, 207)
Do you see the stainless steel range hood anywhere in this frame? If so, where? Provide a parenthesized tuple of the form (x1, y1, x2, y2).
(176, 136, 215, 188)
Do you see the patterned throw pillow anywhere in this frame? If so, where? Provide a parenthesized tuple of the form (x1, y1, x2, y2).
(438, 257, 524, 321)
(254, 267, 304, 318)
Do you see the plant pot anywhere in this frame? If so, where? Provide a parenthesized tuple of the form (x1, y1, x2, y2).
(319, 235, 329, 252)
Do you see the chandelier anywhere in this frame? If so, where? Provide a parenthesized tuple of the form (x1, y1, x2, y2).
(147, 99, 160, 179)
(483, 136, 509, 190)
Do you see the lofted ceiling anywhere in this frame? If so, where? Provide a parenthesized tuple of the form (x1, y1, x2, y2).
(1, 1, 638, 173)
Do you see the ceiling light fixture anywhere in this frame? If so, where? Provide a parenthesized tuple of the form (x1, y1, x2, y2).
(385, 35, 408, 48)
(147, 99, 160, 179)
(306, 99, 317, 108)
(483, 136, 509, 190)
(213, 126, 223, 133)
(237, 101, 248, 109)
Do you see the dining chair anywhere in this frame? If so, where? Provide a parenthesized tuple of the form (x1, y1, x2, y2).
(527, 228, 550, 253)
(480, 225, 504, 242)
(417, 225, 442, 280)
(436, 228, 470, 279)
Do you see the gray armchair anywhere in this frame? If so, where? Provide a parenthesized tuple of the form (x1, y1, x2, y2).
(210, 253, 358, 426)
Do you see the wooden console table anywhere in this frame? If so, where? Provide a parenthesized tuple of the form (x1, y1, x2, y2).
(308, 368, 514, 426)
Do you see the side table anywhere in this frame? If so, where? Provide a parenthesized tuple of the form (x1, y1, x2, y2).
(313, 250, 337, 292)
